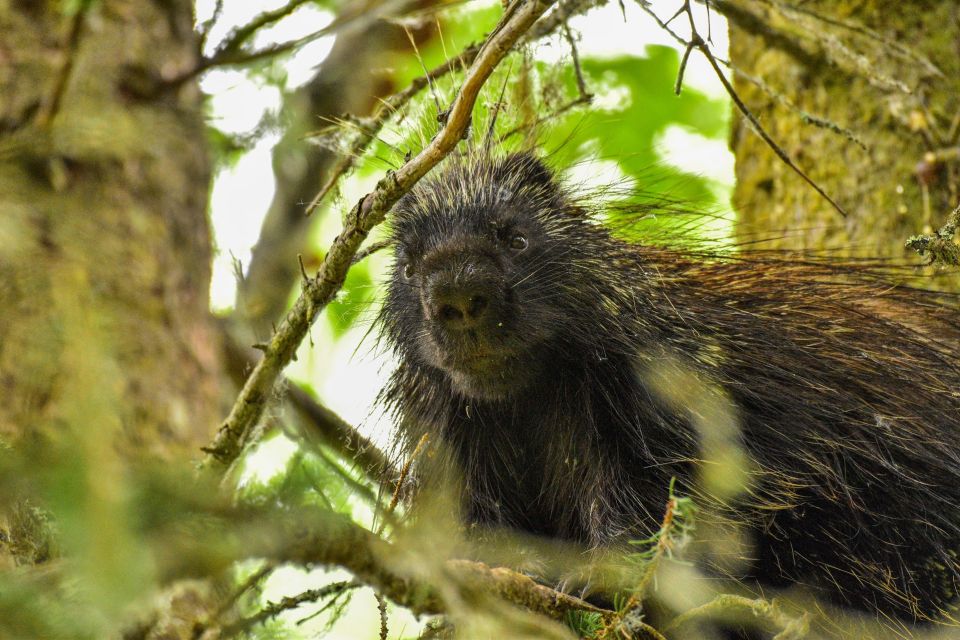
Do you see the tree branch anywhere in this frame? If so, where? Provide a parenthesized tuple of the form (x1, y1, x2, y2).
(214, 0, 315, 58)
(220, 324, 396, 482)
(664, 594, 811, 639)
(205, 0, 559, 470)
(35, 1, 90, 128)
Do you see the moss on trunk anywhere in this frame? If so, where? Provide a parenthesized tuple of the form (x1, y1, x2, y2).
(727, 0, 960, 278)
(0, 0, 219, 459)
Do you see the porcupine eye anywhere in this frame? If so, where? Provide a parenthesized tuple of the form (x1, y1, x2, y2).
(508, 233, 528, 252)
(402, 262, 414, 280)
(496, 223, 528, 253)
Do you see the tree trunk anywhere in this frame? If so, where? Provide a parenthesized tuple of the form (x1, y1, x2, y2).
(0, 0, 218, 560)
(724, 0, 960, 269)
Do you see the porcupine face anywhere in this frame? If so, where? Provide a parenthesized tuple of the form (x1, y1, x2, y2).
(383, 152, 582, 400)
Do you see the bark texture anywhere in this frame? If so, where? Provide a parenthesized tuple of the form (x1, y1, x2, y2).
(0, 0, 218, 460)
(725, 0, 960, 269)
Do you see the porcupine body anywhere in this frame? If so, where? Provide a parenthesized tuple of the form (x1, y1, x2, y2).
(377, 149, 960, 626)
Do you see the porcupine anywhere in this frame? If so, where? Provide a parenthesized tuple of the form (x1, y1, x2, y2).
(376, 149, 960, 628)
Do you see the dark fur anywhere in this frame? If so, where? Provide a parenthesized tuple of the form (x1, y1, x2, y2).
(377, 150, 960, 625)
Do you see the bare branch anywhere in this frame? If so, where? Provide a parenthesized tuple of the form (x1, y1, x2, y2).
(205, 0, 559, 470)
(724, 63, 867, 150)
(197, 0, 225, 51)
(173, 0, 427, 87)
(561, 24, 591, 101)
(351, 239, 394, 265)
(214, 0, 315, 58)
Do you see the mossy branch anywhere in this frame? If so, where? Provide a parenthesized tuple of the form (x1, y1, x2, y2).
(162, 506, 607, 627)
(906, 203, 960, 266)
(220, 325, 396, 483)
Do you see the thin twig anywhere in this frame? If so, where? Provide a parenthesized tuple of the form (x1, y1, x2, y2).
(171, 0, 423, 88)
(197, 0, 225, 50)
(215, 0, 314, 57)
(221, 580, 361, 636)
(498, 94, 592, 142)
(703, 45, 848, 217)
(377, 592, 389, 640)
(484, 60, 515, 148)
(561, 24, 591, 101)
(723, 62, 867, 150)
(639, 0, 849, 218)
(214, 563, 276, 621)
(351, 239, 394, 265)
(405, 25, 443, 117)
(674, 42, 695, 95)
(205, 0, 559, 470)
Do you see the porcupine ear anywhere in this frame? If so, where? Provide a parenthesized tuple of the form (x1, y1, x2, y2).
(497, 152, 556, 190)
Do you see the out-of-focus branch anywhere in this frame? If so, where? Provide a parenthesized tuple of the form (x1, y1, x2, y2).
(162, 505, 608, 626)
(663, 594, 811, 638)
(35, 1, 89, 128)
(205, 0, 558, 470)
(212, 0, 315, 58)
(170, 0, 431, 87)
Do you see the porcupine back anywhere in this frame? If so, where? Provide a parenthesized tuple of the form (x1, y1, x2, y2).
(376, 148, 960, 625)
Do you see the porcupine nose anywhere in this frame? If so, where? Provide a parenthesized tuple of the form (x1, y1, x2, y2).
(425, 257, 496, 331)
(429, 286, 490, 329)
